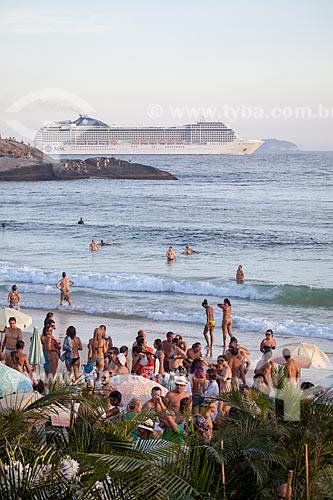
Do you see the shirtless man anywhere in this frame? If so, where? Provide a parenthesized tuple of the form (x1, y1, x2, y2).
(202, 299, 215, 357)
(100, 240, 110, 246)
(2, 317, 22, 366)
(142, 386, 163, 410)
(254, 348, 274, 389)
(259, 329, 276, 353)
(56, 272, 74, 306)
(228, 345, 246, 388)
(162, 331, 174, 372)
(217, 298, 232, 352)
(166, 246, 176, 261)
(165, 375, 190, 413)
(90, 240, 99, 251)
(169, 337, 188, 371)
(11, 340, 34, 381)
(225, 337, 251, 374)
(283, 348, 300, 384)
(100, 324, 113, 355)
(182, 245, 198, 255)
(186, 342, 209, 366)
(236, 265, 245, 283)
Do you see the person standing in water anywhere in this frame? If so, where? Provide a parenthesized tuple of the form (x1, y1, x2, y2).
(166, 246, 176, 261)
(202, 299, 215, 357)
(8, 284, 21, 310)
(90, 240, 99, 251)
(217, 298, 232, 351)
(236, 265, 245, 283)
(56, 272, 74, 306)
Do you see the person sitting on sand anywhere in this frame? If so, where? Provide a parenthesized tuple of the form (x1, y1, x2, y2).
(182, 245, 199, 255)
(259, 329, 276, 352)
(90, 239, 99, 251)
(7, 284, 21, 310)
(236, 265, 245, 283)
(166, 246, 176, 261)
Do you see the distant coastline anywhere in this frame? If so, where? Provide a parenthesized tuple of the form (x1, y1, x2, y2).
(257, 138, 299, 153)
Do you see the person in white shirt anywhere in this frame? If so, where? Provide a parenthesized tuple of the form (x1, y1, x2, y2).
(204, 368, 219, 399)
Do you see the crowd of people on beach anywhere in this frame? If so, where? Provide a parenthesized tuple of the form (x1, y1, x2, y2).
(0, 301, 304, 445)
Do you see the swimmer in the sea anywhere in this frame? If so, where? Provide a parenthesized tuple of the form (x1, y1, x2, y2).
(166, 246, 176, 261)
(182, 245, 199, 255)
(78, 217, 84, 225)
(236, 265, 245, 283)
(90, 240, 99, 251)
(202, 299, 215, 357)
(100, 240, 111, 246)
(217, 298, 232, 352)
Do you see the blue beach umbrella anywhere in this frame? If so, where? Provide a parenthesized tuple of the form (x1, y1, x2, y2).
(0, 364, 33, 398)
(29, 326, 45, 367)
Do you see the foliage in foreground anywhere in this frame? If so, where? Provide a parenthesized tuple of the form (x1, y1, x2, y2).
(0, 381, 332, 499)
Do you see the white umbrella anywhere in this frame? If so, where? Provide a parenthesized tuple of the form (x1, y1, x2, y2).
(112, 374, 167, 405)
(271, 341, 330, 369)
(314, 374, 333, 389)
(0, 307, 32, 331)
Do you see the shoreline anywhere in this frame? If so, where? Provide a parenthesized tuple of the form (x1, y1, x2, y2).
(20, 306, 333, 385)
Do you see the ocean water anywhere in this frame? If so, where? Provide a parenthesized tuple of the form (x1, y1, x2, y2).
(0, 151, 332, 341)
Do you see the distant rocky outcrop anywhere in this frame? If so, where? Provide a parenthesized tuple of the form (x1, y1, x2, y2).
(258, 138, 299, 153)
(0, 139, 177, 181)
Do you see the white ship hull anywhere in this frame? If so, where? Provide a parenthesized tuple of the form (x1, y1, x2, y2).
(39, 140, 263, 158)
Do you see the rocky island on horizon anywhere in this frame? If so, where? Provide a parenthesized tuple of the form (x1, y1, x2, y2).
(0, 138, 177, 181)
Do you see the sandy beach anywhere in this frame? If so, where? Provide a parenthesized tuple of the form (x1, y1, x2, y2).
(21, 306, 333, 386)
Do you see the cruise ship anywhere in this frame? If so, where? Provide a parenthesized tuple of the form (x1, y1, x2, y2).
(34, 116, 264, 157)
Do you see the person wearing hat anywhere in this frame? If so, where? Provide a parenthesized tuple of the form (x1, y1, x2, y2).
(114, 353, 129, 374)
(165, 375, 190, 413)
(259, 329, 276, 353)
(283, 348, 299, 385)
(136, 419, 159, 440)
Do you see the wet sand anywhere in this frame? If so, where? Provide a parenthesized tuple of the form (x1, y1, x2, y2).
(21, 306, 332, 385)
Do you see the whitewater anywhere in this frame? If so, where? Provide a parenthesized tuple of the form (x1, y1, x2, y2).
(0, 151, 332, 342)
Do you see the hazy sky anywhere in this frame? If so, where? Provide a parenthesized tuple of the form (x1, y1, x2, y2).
(1, 0, 332, 149)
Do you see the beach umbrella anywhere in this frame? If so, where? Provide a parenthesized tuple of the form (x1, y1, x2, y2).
(271, 342, 330, 369)
(314, 374, 333, 389)
(0, 307, 32, 331)
(111, 374, 167, 405)
(0, 364, 33, 398)
(0, 391, 41, 411)
(29, 326, 45, 367)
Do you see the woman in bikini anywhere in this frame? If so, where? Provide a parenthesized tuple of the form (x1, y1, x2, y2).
(217, 298, 232, 352)
(88, 327, 107, 372)
(8, 284, 21, 310)
(62, 325, 83, 379)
